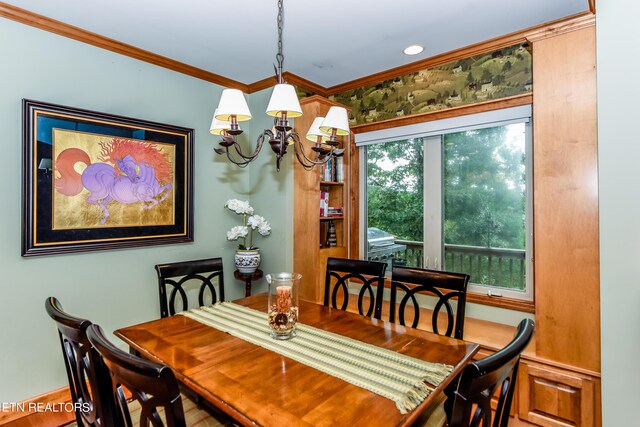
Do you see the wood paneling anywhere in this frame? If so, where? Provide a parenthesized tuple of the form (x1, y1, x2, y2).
(532, 27, 599, 372)
(348, 133, 360, 259)
(519, 362, 597, 427)
(465, 292, 535, 313)
(0, 2, 248, 91)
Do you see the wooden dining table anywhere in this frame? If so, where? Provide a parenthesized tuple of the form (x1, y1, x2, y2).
(115, 294, 479, 427)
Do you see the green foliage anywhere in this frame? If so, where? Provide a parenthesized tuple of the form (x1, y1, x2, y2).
(366, 125, 526, 250)
(367, 139, 424, 241)
(443, 125, 526, 249)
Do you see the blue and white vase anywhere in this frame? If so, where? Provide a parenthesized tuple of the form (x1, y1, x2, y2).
(235, 249, 261, 274)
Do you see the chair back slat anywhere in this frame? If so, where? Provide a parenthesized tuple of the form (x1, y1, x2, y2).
(155, 258, 225, 318)
(87, 324, 187, 427)
(448, 318, 535, 427)
(390, 266, 469, 339)
(324, 257, 387, 319)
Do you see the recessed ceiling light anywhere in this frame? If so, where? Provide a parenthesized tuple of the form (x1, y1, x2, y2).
(403, 45, 424, 56)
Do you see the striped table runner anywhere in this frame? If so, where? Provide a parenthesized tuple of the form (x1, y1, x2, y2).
(179, 302, 453, 414)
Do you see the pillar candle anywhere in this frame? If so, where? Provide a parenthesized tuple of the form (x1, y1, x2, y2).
(276, 285, 291, 313)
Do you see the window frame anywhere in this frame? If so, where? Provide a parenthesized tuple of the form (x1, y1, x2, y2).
(358, 105, 533, 306)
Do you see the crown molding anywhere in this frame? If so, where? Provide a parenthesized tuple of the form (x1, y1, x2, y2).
(0, 2, 248, 91)
(281, 72, 330, 98)
(323, 12, 594, 96)
(525, 11, 595, 42)
(246, 72, 329, 97)
(2, 2, 594, 96)
(299, 94, 350, 110)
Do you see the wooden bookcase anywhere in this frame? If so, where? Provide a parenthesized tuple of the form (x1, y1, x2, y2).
(293, 96, 352, 303)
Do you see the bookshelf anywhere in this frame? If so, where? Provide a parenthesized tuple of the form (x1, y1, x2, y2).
(293, 96, 351, 303)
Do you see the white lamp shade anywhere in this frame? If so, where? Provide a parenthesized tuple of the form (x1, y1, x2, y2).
(215, 89, 252, 121)
(266, 84, 303, 118)
(306, 117, 330, 142)
(210, 109, 232, 135)
(319, 106, 350, 136)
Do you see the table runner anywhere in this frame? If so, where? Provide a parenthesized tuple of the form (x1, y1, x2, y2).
(179, 302, 453, 414)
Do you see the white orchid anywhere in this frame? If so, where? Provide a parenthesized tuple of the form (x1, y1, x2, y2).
(226, 226, 248, 241)
(225, 199, 254, 215)
(247, 215, 272, 237)
(225, 201, 271, 250)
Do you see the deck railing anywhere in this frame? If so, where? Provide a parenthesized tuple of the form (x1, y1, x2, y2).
(392, 241, 526, 290)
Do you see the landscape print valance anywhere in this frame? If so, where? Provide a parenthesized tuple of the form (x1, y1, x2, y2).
(327, 43, 532, 126)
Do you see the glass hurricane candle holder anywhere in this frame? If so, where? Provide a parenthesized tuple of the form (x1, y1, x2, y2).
(266, 272, 301, 340)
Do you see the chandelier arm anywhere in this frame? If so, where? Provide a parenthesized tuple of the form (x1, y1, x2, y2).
(291, 132, 332, 170)
(224, 134, 264, 163)
(216, 146, 252, 168)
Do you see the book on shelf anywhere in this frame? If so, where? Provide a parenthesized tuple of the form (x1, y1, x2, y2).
(319, 190, 329, 217)
(336, 157, 344, 182)
(322, 156, 344, 183)
(323, 160, 332, 182)
(326, 220, 337, 247)
(327, 207, 343, 217)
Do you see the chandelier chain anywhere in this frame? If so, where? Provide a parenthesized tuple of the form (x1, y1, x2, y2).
(276, 0, 284, 83)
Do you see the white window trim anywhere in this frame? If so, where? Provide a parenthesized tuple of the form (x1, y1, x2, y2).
(355, 105, 532, 146)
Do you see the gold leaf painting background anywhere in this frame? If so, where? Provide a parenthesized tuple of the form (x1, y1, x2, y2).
(52, 129, 175, 230)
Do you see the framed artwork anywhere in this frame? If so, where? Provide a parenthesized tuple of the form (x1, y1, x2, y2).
(22, 99, 194, 256)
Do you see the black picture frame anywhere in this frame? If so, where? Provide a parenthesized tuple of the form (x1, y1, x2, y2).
(22, 99, 194, 256)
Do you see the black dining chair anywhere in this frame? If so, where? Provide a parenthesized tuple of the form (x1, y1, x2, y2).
(86, 324, 228, 427)
(323, 257, 387, 319)
(44, 297, 117, 427)
(155, 257, 225, 318)
(447, 318, 535, 427)
(390, 266, 470, 339)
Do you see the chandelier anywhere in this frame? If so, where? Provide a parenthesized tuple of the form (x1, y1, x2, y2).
(210, 0, 350, 171)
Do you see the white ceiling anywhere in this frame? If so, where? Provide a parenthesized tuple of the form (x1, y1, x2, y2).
(4, 0, 590, 88)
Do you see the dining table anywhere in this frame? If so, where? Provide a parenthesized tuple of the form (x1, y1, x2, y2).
(115, 294, 479, 426)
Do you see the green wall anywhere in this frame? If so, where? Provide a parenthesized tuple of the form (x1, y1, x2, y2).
(0, 18, 256, 402)
(246, 88, 295, 294)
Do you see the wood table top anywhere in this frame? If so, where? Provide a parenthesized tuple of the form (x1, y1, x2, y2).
(115, 295, 479, 427)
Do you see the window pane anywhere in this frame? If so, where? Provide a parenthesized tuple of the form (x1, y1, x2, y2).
(443, 123, 527, 291)
(366, 138, 424, 269)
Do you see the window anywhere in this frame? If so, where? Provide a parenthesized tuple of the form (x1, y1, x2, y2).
(359, 106, 532, 301)
(366, 138, 424, 269)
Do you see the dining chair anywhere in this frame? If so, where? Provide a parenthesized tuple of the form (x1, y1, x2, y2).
(44, 297, 117, 427)
(390, 266, 470, 339)
(155, 257, 225, 318)
(447, 318, 535, 427)
(86, 323, 229, 427)
(323, 257, 387, 319)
